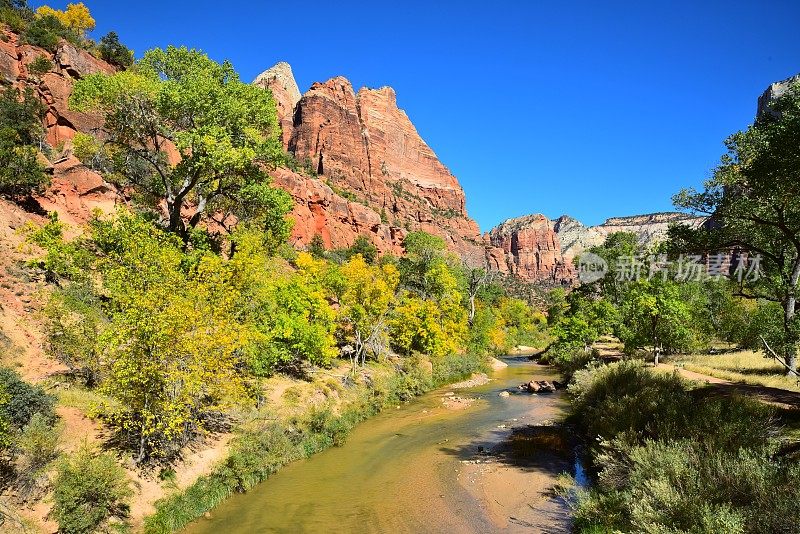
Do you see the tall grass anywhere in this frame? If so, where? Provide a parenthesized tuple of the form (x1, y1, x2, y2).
(143, 354, 485, 533)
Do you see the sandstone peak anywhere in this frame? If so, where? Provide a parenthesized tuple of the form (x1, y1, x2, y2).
(488, 214, 574, 285)
(253, 61, 301, 107)
(253, 61, 302, 148)
(492, 214, 551, 234)
(306, 76, 358, 104)
(757, 73, 799, 119)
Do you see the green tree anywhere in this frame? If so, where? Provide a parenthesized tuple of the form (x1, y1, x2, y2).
(0, 86, 49, 198)
(619, 278, 694, 364)
(344, 235, 378, 265)
(672, 80, 800, 374)
(97, 31, 133, 68)
(308, 233, 327, 258)
(580, 231, 641, 304)
(70, 46, 291, 241)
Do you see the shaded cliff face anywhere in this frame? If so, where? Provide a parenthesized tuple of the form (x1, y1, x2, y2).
(553, 212, 707, 260)
(257, 63, 511, 273)
(488, 214, 574, 285)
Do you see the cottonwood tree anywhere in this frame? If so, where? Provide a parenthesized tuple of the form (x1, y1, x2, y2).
(619, 278, 694, 365)
(672, 80, 800, 374)
(338, 255, 399, 372)
(463, 263, 493, 325)
(70, 46, 292, 242)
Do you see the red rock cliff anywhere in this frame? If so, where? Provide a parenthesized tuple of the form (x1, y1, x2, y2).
(0, 30, 119, 225)
(489, 214, 574, 285)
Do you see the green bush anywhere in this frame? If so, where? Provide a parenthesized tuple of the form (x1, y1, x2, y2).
(569, 361, 693, 445)
(432, 352, 484, 386)
(575, 440, 800, 533)
(44, 284, 107, 386)
(71, 131, 102, 165)
(0, 86, 49, 198)
(0, 2, 31, 34)
(570, 362, 794, 534)
(13, 413, 61, 498)
(21, 13, 63, 51)
(52, 445, 132, 534)
(0, 367, 56, 429)
(28, 54, 53, 76)
(17, 412, 60, 470)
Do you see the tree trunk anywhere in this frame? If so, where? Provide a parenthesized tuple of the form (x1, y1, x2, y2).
(784, 295, 797, 375)
(167, 199, 186, 238)
(469, 294, 476, 325)
(652, 316, 659, 366)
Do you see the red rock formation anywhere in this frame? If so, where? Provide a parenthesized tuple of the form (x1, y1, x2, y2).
(489, 214, 574, 285)
(256, 64, 510, 272)
(0, 30, 114, 146)
(0, 32, 119, 227)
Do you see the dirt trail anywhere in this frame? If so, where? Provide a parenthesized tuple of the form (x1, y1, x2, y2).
(590, 337, 800, 410)
(658, 363, 800, 410)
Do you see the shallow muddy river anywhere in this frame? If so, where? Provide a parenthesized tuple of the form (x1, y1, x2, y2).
(185, 357, 576, 533)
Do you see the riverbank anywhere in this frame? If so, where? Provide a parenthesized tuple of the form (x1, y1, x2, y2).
(567, 360, 800, 533)
(182, 355, 575, 534)
(144, 353, 488, 533)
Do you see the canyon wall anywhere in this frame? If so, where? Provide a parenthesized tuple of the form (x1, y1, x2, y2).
(488, 214, 574, 284)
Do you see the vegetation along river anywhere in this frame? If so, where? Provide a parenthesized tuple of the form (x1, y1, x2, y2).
(185, 356, 582, 533)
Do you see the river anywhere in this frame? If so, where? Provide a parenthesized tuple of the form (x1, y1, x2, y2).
(185, 356, 578, 533)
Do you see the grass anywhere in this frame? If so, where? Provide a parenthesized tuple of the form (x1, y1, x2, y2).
(56, 385, 122, 414)
(666, 349, 800, 392)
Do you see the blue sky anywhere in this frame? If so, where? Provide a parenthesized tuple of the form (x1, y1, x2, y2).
(34, 1, 800, 230)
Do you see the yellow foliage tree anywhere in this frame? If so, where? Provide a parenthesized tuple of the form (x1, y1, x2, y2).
(37, 3, 96, 36)
(338, 254, 399, 372)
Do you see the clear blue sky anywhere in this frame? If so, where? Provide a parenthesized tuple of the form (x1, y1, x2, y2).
(35, 0, 800, 230)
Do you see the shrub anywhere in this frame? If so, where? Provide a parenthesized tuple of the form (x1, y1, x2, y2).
(570, 362, 793, 534)
(21, 13, 64, 52)
(0, 86, 49, 198)
(0, 5, 30, 34)
(13, 413, 61, 498)
(0, 367, 56, 429)
(575, 440, 800, 533)
(0, 135, 48, 197)
(16, 412, 60, 470)
(51, 445, 132, 534)
(70, 131, 103, 169)
(44, 285, 107, 387)
(569, 361, 693, 445)
(432, 352, 484, 385)
(28, 54, 53, 77)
